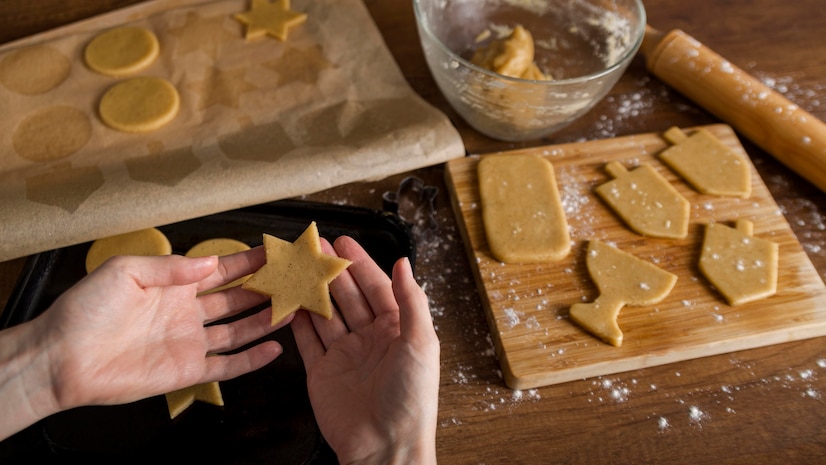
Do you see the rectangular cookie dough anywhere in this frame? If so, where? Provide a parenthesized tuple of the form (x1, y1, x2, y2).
(478, 154, 570, 263)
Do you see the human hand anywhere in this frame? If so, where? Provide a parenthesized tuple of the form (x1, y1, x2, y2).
(291, 236, 440, 465)
(0, 248, 288, 440)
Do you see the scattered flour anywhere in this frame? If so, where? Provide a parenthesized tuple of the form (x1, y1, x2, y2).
(571, 76, 705, 142)
(755, 73, 824, 113)
(477, 385, 543, 412)
(652, 357, 824, 433)
(688, 405, 707, 425)
(503, 307, 524, 328)
(558, 164, 598, 241)
(586, 376, 636, 403)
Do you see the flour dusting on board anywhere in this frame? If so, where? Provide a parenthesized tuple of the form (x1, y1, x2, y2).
(557, 164, 596, 241)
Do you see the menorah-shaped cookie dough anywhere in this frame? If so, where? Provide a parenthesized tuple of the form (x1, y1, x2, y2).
(699, 219, 779, 305)
(595, 161, 690, 239)
(570, 240, 678, 347)
(659, 126, 751, 198)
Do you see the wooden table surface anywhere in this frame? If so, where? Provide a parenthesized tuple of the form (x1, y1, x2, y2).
(2, 1, 825, 463)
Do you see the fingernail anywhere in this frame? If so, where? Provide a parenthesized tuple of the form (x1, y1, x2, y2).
(399, 256, 413, 277)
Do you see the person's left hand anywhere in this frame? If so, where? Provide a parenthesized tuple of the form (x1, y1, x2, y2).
(291, 236, 440, 465)
(33, 248, 288, 412)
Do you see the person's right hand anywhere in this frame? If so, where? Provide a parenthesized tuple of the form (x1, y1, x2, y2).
(291, 236, 440, 465)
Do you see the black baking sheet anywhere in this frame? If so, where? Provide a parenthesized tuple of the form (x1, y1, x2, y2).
(0, 199, 415, 464)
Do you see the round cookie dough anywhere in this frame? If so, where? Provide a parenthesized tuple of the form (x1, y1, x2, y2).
(0, 45, 71, 95)
(186, 238, 251, 257)
(85, 227, 172, 273)
(84, 26, 160, 77)
(13, 106, 92, 161)
(186, 238, 252, 294)
(99, 76, 180, 133)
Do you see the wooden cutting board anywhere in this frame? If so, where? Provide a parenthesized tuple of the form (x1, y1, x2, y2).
(445, 124, 826, 390)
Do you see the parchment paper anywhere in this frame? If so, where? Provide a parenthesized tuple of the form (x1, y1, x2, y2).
(0, 0, 465, 262)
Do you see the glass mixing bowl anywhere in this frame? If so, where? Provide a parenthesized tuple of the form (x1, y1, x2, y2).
(413, 0, 646, 141)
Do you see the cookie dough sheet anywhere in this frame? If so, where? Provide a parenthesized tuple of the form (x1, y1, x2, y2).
(0, 0, 464, 262)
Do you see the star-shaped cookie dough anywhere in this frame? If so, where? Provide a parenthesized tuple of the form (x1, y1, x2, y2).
(165, 381, 224, 419)
(243, 222, 351, 325)
(233, 0, 308, 42)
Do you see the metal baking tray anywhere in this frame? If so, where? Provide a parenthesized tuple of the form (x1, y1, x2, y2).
(0, 199, 415, 464)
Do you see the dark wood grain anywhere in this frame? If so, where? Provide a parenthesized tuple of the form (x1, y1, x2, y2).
(1, 1, 825, 463)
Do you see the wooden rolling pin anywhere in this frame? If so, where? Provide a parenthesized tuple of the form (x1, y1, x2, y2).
(640, 25, 826, 193)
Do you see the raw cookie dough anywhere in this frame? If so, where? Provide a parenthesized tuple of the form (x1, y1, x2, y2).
(659, 126, 751, 198)
(242, 222, 351, 325)
(595, 161, 690, 239)
(84, 26, 160, 77)
(699, 219, 779, 306)
(99, 76, 180, 132)
(186, 238, 252, 294)
(0, 45, 71, 94)
(165, 380, 224, 419)
(478, 154, 570, 263)
(570, 240, 678, 347)
(13, 105, 92, 161)
(233, 0, 308, 42)
(85, 227, 172, 273)
(470, 25, 551, 80)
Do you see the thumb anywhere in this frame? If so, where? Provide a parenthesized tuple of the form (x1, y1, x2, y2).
(392, 257, 435, 343)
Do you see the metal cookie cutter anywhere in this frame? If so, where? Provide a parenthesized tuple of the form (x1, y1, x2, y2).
(382, 176, 440, 233)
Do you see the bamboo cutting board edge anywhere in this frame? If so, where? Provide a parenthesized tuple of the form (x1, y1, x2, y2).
(445, 124, 826, 390)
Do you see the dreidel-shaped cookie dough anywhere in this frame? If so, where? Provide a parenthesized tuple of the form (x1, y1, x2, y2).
(570, 240, 678, 347)
(595, 161, 690, 239)
(659, 127, 751, 198)
(699, 219, 779, 306)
